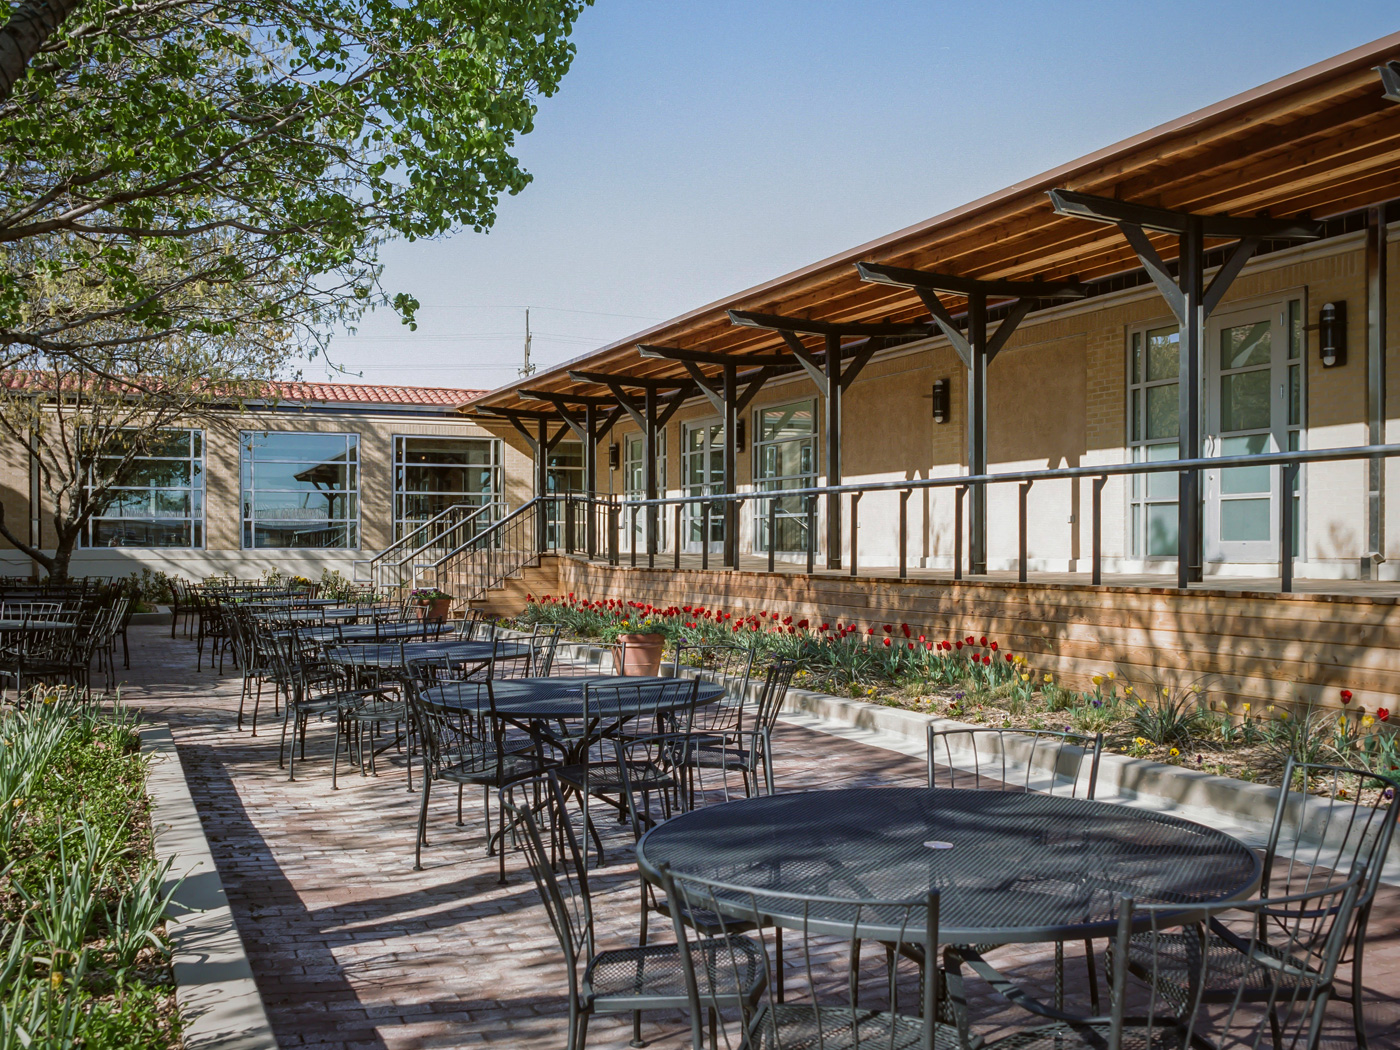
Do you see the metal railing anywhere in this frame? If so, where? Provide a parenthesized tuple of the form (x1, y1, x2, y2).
(428, 498, 547, 606)
(552, 443, 1400, 593)
(353, 500, 505, 597)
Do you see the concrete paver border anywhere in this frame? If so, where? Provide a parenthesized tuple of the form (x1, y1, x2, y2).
(142, 722, 280, 1050)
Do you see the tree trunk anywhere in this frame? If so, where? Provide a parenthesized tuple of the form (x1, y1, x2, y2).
(47, 534, 74, 583)
(0, 0, 83, 102)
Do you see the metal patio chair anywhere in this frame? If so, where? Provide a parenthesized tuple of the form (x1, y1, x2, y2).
(961, 869, 1367, 1050)
(326, 645, 410, 790)
(401, 671, 556, 877)
(1112, 757, 1400, 1050)
(928, 725, 1106, 1011)
(668, 643, 755, 803)
(660, 867, 943, 1050)
(504, 774, 765, 1050)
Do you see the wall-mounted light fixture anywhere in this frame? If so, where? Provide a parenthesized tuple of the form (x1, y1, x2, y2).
(607, 442, 619, 470)
(735, 418, 747, 453)
(1316, 301, 1347, 368)
(931, 378, 951, 424)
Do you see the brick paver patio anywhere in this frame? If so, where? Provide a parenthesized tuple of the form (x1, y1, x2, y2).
(118, 626, 1400, 1049)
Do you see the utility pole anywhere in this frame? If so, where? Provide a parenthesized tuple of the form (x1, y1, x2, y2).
(519, 308, 536, 378)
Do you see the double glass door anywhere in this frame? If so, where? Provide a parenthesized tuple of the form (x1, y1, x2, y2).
(1203, 303, 1301, 563)
(682, 421, 725, 553)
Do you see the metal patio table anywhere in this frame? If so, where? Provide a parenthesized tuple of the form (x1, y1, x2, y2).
(635, 786, 1261, 946)
(326, 640, 530, 671)
(0, 619, 76, 630)
(248, 605, 367, 624)
(296, 621, 449, 644)
(423, 674, 726, 762)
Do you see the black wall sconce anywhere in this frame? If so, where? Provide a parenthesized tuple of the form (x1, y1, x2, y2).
(607, 442, 619, 470)
(1316, 301, 1347, 368)
(930, 378, 951, 424)
(735, 418, 747, 453)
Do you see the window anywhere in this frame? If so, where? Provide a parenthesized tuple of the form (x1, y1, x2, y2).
(241, 431, 359, 548)
(393, 436, 501, 540)
(82, 429, 204, 548)
(753, 401, 817, 553)
(1127, 325, 1180, 557)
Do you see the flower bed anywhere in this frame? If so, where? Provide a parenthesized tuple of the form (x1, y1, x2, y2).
(0, 689, 180, 1048)
(516, 593, 1400, 794)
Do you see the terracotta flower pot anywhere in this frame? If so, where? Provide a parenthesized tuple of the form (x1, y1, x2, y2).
(418, 597, 452, 623)
(615, 632, 666, 677)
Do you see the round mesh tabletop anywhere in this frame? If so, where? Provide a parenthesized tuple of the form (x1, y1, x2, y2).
(0, 620, 75, 630)
(327, 641, 527, 668)
(425, 675, 725, 719)
(297, 622, 437, 643)
(636, 787, 1261, 944)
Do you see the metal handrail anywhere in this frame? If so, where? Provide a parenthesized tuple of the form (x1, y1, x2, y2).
(352, 499, 504, 587)
(426, 496, 547, 605)
(553, 442, 1400, 592)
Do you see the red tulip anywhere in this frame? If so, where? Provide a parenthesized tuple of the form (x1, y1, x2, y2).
(1005, 652, 1014, 663)
(983, 655, 992, 665)
(989, 641, 998, 651)
(1341, 689, 1353, 704)
(883, 624, 893, 634)
(798, 619, 809, 629)
(979, 635, 988, 646)
(954, 641, 963, 650)
(1379, 708, 1391, 722)
(883, 637, 891, 647)
(965, 636, 975, 645)
(820, 623, 829, 631)
(901, 623, 911, 638)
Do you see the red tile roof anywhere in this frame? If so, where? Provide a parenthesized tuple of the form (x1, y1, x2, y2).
(268, 381, 484, 407)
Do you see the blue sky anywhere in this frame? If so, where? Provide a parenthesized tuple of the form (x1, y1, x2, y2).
(315, 2, 1400, 391)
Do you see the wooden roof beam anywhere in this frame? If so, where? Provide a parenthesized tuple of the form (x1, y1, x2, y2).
(726, 310, 930, 339)
(1046, 189, 1325, 240)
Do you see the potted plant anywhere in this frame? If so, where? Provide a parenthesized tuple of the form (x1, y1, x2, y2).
(602, 615, 668, 676)
(409, 587, 453, 623)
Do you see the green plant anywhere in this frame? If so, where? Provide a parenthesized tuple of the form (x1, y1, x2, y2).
(1260, 702, 1339, 769)
(1127, 683, 1206, 747)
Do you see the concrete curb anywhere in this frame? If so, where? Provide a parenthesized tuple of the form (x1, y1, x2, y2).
(142, 723, 279, 1050)
(511, 626, 1399, 867)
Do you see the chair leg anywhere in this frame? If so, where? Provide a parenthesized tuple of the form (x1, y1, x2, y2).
(1352, 928, 1370, 1050)
(1084, 939, 1100, 1014)
(414, 775, 432, 870)
(332, 716, 343, 789)
(456, 784, 465, 826)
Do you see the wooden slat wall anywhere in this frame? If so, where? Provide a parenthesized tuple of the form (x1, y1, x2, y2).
(519, 557, 1400, 715)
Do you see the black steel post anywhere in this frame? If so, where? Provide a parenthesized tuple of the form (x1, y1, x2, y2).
(584, 404, 598, 558)
(806, 495, 817, 576)
(967, 295, 989, 575)
(1365, 207, 1388, 577)
(767, 498, 777, 574)
(700, 502, 711, 571)
(1178, 216, 1204, 588)
(899, 489, 911, 579)
(674, 503, 682, 569)
(825, 333, 842, 570)
(630, 506, 638, 568)
(1091, 475, 1107, 586)
(954, 485, 967, 581)
(849, 493, 861, 577)
(535, 417, 550, 554)
(644, 386, 659, 560)
(1018, 480, 1033, 583)
(723, 364, 739, 568)
(608, 500, 619, 565)
(1281, 461, 1298, 593)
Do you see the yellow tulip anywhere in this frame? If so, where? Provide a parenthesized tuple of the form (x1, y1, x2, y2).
(1091, 675, 1104, 686)
(1124, 686, 1133, 696)
(1043, 674, 1053, 683)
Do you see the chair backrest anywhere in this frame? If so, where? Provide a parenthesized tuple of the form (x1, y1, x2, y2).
(587, 678, 700, 744)
(927, 726, 1102, 799)
(1265, 759, 1400, 914)
(660, 867, 939, 1050)
(1099, 870, 1365, 1050)
(750, 657, 799, 739)
(327, 645, 387, 690)
(500, 775, 595, 1012)
(451, 610, 484, 641)
(402, 671, 497, 778)
(671, 643, 755, 733)
(529, 622, 562, 677)
(488, 636, 534, 680)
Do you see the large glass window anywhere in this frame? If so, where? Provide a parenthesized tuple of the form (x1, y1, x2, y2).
(241, 431, 359, 548)
(1127, 325, 1180, 557)
(753, 401, 817, 553)
(393, 436, 500, 540)
(82, 429, 204, 548)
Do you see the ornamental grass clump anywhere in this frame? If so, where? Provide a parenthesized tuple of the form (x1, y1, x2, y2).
(1126, 681, 1206, 748)
(0, 689, 181, 1049)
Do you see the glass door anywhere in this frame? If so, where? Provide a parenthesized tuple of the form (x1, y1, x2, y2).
(1204, 305, 1289, 564)
(682, 420, 724, 553)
